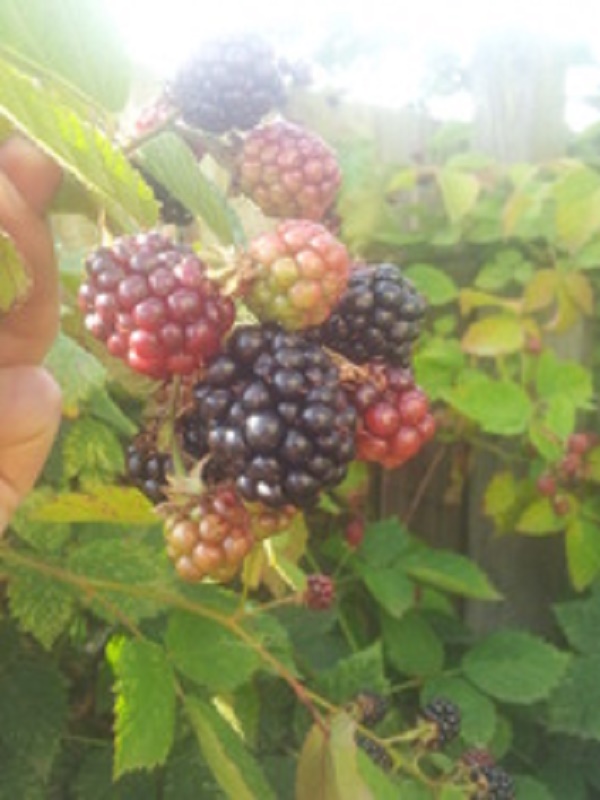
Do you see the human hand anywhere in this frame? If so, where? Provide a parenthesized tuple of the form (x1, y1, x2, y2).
(0, 136, 63, 533)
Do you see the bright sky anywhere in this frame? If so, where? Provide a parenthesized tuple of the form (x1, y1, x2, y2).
(104, 0, 600, 124)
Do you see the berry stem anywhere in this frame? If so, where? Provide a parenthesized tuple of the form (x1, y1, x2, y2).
(167, 376, 186, 478)
(123, 107, 180, 156)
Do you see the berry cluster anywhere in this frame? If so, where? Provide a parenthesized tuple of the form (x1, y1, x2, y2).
(347, 365, 435, 469)
(79, 232, 235, 380)
(460, 751, 515, 800)
(536, 431, 598, 516)
(164, 484, 254, 582)
(125, 438, 172, 504)
(420, 697, 462, 749)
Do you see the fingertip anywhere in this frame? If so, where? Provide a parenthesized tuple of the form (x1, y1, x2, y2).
(0, 135, 63, 215)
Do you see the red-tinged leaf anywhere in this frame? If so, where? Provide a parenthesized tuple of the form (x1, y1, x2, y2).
(522, 270, 559, 313)
(461, 315, 525, 357)
(30, 486, 157, 525)
(516, 498, 566, 536)
(566, 517, 600, 591)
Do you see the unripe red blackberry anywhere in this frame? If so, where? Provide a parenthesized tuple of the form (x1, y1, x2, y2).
(552, 495, 570, 517)
(419, 697, 461, 748)
(344, 516, 365, 549)
(188, 324, 356, 508)
(164, 484, 254, 582)
(304, 574, 335, 610)
(568, 432, 592, 455)
(309, 262, 426, 367)
(347, 366, 435, 469)
(536, 473, 557, 497)
(245, 220, 350, 330)
(170, 35, 285, 134)
(235, 121, 341, 221)
(125, 438, 172, 504)
(248, 503, 297, 541)
(79, 232, 235, 380)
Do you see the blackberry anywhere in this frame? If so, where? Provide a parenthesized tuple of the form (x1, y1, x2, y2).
(79, 232, 235, 380)
(468, 764, 515, 800)
(187, 325, 356, 508)
(136, 165, 194, 227)
(310, 263, 426, 366)
(170, 35, 285, 134)
(420, 697, 461, 748)
(125, 439, 172, 504)
(353, 690, 390, 727)
(355, 733, 392, 771)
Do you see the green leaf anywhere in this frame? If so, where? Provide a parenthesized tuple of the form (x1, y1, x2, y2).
(404, 264, 458, 306)
(317, 643, 389, 706)
(0, 232, 30, 314)
(73, 748, 158, 800)
(356, 752, 400, 800)
(296, 714, 374, 800)
(138, 133, 241, 245)
(586, 447, 600, 483)
(7, 569, 74, 649)
(402, 546, 500, 601)
(555, 589, 600, 654)
(381, 610, 444, 677)
(186, 696, 276, 800)
(421, 677, 496, 744)
(355, 562, 413, 618)
(516, 498, 565, 535)
(10, 489, 71, 553)
(166, 611, 261, 693)
(390, 780, 433, 799)
(107, 637, 176, 776)
(484, 471, 518, 518)
(437, 168, 480, 223)
(444, 374, 533, 436)
(0, 0, 131, 111)
(535, 351, 593, 409)
(45, 333, 106, 416)
(413, 338, 465, 400)
(553, 166, 600, 251)
(68, 536, 165, 623)
(0, 632, 68, 780)
(565, 516, 600, 591)
(0, 57, 158, 231)
(62, 418, 124, 485)
(461, 315, 525, 357)
(543, 395, 576, 441)
(475, 250, 532, 291)
(462, 630, 570, 704)
(357, 519, 414, 568)
(513, 776, 553, 800)
(548, 655, 600, 740)
(32, 486, 157, 525)
(88, 388, 138, 437)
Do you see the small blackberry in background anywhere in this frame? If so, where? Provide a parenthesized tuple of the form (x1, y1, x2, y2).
(355, 733, 392, 771)
(125, 439, 172, 504)
(310, 263, 426, 367)
(135, 165, 194, 227)
(468, 764, 516, 800)
(353, 690, 390, 727)
(420, 697, 461, 748)
(303, 574, 335, 610)
(170, 34, 285, 134)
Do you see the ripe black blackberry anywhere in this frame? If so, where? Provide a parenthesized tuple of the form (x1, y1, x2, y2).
(468, 764, 515, 800)
(126, 440, 172, 504)
(353, 690, 390, 727)
(310, 263, 426, 367)
(186, 324, 356, 508)
(170, 35, 285, 134)
(355, 733, 392, 771)
(136, 165, 194, 227)
(420, 697, 461, 748)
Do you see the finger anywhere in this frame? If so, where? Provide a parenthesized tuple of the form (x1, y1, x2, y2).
(0, 366, 62, 535)
(0, 165, 59, 365)
(0, 136, 62, 215)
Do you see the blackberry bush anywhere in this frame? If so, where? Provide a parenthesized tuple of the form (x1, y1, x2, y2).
(170, 34, 285, 134)
(186, 324, 357, 508)
(235, 120, 341, 220)
(311, 262, 426, 366)
(245, 219, 350, 330)
(78, 232, 235, 379)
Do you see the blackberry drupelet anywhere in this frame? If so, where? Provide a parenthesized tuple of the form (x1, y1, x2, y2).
(170, 35, 285, 134)
(420, 697, 461, 748)
(311, 262, 426, 366)
(186, 324, 357, 508)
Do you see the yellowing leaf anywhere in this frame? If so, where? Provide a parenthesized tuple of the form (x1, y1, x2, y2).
(566, 517, 600, 591)
(562, 272, 594, 315)
(461, 315, 525, 357)
(484, 472, 518, 518)
(0, 232, 31, 313)
(30, 486, 156, 525)
(437, 168, 480, 224)
(459, 289, 521, 316)
(545, 286, 580, 333)
(553, 167, 600, 251)
(516, 498, 565, 535)
(522, 270, 559, 313)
